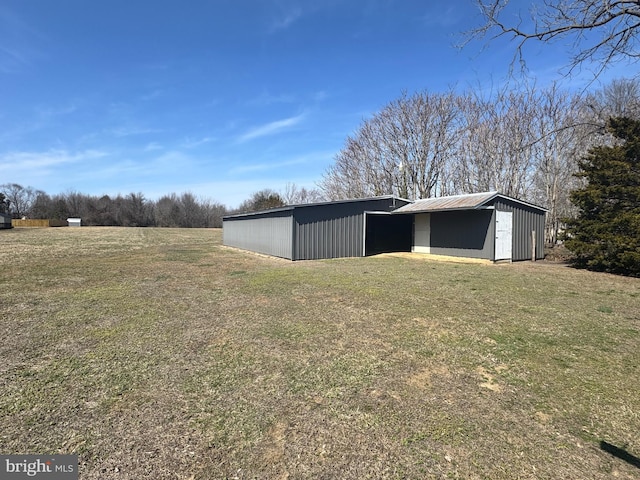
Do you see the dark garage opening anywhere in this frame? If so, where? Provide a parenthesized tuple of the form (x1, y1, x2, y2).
(365, 213, 412, 256)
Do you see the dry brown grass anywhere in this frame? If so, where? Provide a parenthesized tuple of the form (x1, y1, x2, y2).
(1, 227, 639, 479)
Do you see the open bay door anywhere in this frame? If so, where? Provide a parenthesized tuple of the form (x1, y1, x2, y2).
(494, 210, 513, 261)
(364, 212, 412, 256)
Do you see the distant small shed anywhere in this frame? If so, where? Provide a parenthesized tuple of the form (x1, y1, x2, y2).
(0, 212, 12, 229)
(67, 218, 82, 227)
(392, 191, 547, 262)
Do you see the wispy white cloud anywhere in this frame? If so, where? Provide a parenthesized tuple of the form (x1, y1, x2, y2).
(312, 90, 329, 102)
(107, 102, 131, 115)
(422, 6, 459, 28)
(144, 142, 163, 152)
(0, 45, 29, 72)
(269, 6, 304, 32)
(150, 150, 195, 169)
(0, 7, 45, 73)
(229, 158, 306, 175)
(78, 159, 143, 180)
(0, 149, 106, 175)
(181, 136, 216, 149)
(0, 101, 81, 145)
(108, 126, 163, 137)
(0, 149, 108, 190)
(141, 178, 306, 208)
(216, 176, 324, 209)
(140, 89, 164, 102)
(237, 113, 306, 142)
(137, 179, 258, 205)
(245, 91, 296, 107)
(35, 103, 78, 119)
(229, 150, 333, 175)
(67, 150, 196, 186)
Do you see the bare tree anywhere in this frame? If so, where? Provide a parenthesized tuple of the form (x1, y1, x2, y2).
(236, 189, 285, 213)
(455, 86, 538, 198)
(199, 198, 227, 228)
(583, 77, 640, 126)
(468, 0, 640, 77)
(93, 195, 119, 225)
(29, 191, 69, 220)
(319, 133, 389, 200)
(178, 192, 203, 227)
(281, 182, 325, 205)
(530, 84, 584, 244)
(320, 91, 462, 201)
(117, 193, 152, 227)
(63, 192, 80, 217)
(155, 193, 181, 227)
(0, 183, 43, 218)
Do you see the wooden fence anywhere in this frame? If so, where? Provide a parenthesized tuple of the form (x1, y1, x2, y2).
(11, 219, 68, 227)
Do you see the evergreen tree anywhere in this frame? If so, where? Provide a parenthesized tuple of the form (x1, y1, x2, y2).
(565, 117, 640, 276)
(236, 189, 285, 213)
(0, 193, 8, 213)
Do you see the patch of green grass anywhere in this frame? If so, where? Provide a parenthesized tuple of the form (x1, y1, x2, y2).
(164, 247, 208, 263)
(228, 269, 246, 276)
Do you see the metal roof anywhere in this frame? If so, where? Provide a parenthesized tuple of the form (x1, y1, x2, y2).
(392, 191, 547, 214)
(223, 195, 410, 220)
(222, 192, 547, 220)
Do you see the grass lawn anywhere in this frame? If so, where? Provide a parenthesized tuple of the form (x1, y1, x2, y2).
(1, 226, 638, 479)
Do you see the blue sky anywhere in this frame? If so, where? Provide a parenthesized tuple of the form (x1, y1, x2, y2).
(0, 0, 634, 208)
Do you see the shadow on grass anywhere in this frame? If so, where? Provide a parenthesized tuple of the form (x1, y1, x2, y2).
(600, 441, 640, 469)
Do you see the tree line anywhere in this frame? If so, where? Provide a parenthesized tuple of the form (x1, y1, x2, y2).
(319, 78, 640, 245)
(0, 182, 326, 228)
(0, 186, 228, 228)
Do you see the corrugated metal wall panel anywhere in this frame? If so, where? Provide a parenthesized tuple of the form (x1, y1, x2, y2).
(223, 211, 293, 259)
(294, 211, 363, 260)
(293, 197, 406, 260)
(493, 199, 545, 261)
(0, 213, 12, 229)
(429, 210, 494, 259)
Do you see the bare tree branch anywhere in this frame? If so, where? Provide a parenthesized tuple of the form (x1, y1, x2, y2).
(467, 0, 640, 77)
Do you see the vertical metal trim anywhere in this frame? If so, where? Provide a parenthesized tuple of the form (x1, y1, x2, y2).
(291, 213, 297, 261)
(490, 208, 496, 261)
(362, 212, 368, 257)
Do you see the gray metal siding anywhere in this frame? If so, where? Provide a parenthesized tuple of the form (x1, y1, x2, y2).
(294, 213, 362, 260)
(0, 213, 11, 229)
(293, 197, 407, 260)
(293, 203, 364, 260)
(223, 211, 293, 259)
(492, 199, 545, 261)
(429, 210, 494, 259)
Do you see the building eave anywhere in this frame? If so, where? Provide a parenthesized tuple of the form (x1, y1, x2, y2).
(223, 195, 410, 220)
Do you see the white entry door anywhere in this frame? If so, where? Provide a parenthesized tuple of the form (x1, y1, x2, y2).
(495, 211, 513, 261)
